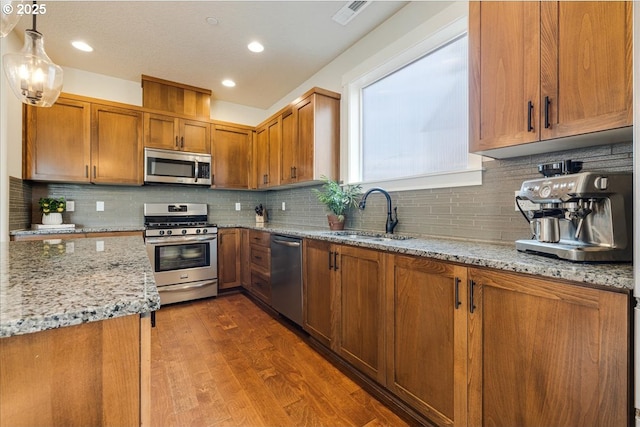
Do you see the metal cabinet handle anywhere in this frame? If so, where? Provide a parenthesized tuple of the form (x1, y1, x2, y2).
(181, 136, 184, 148)
(175, 136, 179, 147)
(454, 277, 461, 309)
(328, 251, 333, 270)
(85, 165, 89, 178)
(333, 251, 338, 271)
(293, 166, 297, 179)
(527, 101, 534, 132)
(469, 279, 476, 314)
(544, 96, 551, 129)
(93, 165, 96, 179)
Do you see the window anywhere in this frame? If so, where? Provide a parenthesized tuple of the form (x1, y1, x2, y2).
(345, 15, 482, 191)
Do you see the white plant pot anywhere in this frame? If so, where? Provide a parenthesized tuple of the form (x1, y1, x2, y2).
(42, 212, 63, 225)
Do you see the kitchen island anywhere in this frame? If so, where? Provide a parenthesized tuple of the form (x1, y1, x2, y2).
(0, 236, 160, 427)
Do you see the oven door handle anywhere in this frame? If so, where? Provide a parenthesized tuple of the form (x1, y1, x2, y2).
(145, 235, 217, 245)
(161, 280, 217, 292)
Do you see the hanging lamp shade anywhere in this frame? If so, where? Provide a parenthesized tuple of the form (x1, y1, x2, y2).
(3, 28, 63, 107)
(0, 1, 23, 37)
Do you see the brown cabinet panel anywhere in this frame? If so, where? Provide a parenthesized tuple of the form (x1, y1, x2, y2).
(91, 104, 143, 185)
(303, 239, 336, 348)
(250, 245, 270, 271)
(250, 269, 271, 304)
(0, 315, 145, 427)
(469, 1, 540, 152)
(143, 113, 210, 154)
(211, 124, 251, 189)
(469, 1, 632, 156)
(143, 113, 179, 151)
(240, 229, 251, 288)
(218, 229, 241, 290)
(24, 97, 92, 182)
(385, 255, 468, 427)
(280, 109, 296, 185)
(540, 1, 632, 140)
(254, 117, 282, 188)
(467, 268, 629, 427)
(337, 245, 385, 383)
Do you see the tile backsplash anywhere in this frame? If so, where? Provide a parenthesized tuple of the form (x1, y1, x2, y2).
(11, 141, 632, 244)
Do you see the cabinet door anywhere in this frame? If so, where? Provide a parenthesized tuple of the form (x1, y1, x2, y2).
(280, 108, 296, 185)
(218, 229, 241, 290)
(24, 98, 91, 182)
(385, 255, 468, 427)
(267, 117, 281, 188)
(143, 113, 179, 151)
(240, 229, 251, 288)
(469, 1, 541, 152)
(336, 245, 385, 383)
(180, 119, 210, 154)
(540, 1, 632, 140)
(294, 95, 315, 182)
(303, 239, 336, 349)
(211, 124, 251, 189)
(255, 124, 270, 189)
(91, 105, 143, 185)
(468, 268, 629, 427)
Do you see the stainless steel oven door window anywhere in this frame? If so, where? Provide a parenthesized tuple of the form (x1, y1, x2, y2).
(145, 235, 217, 287)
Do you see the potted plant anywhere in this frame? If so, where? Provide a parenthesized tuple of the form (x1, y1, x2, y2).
(312, 177, 362, 230)
(39, 197, 66, 225)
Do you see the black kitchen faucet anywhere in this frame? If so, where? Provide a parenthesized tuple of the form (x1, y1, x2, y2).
(358, 187, 399, 234)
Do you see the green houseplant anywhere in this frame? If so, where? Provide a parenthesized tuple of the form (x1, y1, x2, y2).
(39, 197, 66, 225)
(312, 177, 362, 230)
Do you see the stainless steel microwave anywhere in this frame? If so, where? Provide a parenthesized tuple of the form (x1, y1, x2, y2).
(144, 148, 212, 186)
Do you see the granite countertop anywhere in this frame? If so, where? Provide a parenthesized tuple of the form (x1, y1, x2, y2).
(0, 235, 160, 338)
(10, 226, 145, 237)
(221, 222, 635, 291)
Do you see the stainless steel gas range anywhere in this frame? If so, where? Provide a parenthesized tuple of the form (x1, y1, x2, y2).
(144, 203, 218, 305)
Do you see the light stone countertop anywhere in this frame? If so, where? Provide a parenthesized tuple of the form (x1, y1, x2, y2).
(0, 235, 160, 338)
(10, 226, 145, 237)
(221, 222, 635, 292)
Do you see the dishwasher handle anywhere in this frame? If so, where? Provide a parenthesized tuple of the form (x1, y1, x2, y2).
(272, 238, 301, 247)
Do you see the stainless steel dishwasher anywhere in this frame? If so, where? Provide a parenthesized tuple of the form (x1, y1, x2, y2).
(270, 234, 303, 327)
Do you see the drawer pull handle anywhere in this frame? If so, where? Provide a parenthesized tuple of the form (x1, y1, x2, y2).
(469, 280, 476, 314)
(454, 277, 461, 309)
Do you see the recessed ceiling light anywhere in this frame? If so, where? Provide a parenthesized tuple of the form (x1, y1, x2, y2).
(72, 41, 93, 52)
(222, 79, 236, 88)
(247, 41, 264, 53)
(206, 17, 219, 26)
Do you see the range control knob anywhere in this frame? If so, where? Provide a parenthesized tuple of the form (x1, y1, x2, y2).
(166, 230, 172, 235)
(202, 229, 208, 234)
(594, 176, 608, 190)
(159, 230, 165, 236)
(196, 229, 201, 234)
(181, 229, 187, 235)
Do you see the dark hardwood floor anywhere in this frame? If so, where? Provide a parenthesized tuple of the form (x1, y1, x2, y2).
(151, 293, 410, 427)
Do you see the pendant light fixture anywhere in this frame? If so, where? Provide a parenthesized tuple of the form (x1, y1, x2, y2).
(2, 0, 62, 107)
(0, 1, 24, 37)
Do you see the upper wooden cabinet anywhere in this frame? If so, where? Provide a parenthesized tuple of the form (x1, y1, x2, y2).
(211, 123, 253, 189)
(467, 268, 629, 427)
(280, 89, 340, 185)
(24, 95, 143, 185)
(469, 1, 632, 157)
(254, 116, 281, 189)
(24, 97, 92, 183)
(141, 75, 211, 120)
(143, 112, 210, 154)
(91, 104, 143, 185)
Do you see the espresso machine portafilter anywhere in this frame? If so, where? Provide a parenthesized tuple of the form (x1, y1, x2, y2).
(515, 166, 633, 262)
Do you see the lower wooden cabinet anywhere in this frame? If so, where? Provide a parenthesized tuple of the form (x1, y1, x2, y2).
(303, 239, 631, 427)
(385, 254, 468, 427)
(0, 314, 151, 427)
(217, 228, 241, 290)
(240, 229, 251, 289)
(467, 268, 630, 427)
(248, 230, 271, 304)
(303, 239, 385, 383)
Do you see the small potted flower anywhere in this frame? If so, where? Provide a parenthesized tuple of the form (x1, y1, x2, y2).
(312, 177, 362, 230)
(39, 197, 66, 225)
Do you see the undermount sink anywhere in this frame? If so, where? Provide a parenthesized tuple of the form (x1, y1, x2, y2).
(322, 231, 413, 241)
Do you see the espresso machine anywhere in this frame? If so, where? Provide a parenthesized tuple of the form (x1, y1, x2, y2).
(515, 161, 633, 262)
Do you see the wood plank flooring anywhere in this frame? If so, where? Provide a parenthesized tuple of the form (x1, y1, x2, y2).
(151, 293, 410, 427)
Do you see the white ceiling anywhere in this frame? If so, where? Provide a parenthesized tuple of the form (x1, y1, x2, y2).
(11, 1, 409, 109)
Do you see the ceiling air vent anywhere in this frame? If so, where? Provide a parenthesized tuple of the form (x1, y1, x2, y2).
(332, 1, 371, 26)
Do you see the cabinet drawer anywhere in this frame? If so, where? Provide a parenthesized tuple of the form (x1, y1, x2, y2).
(250, 245, 270, 271)
(249, 230, 270, 247)
(250, 270, 271, 303)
